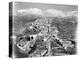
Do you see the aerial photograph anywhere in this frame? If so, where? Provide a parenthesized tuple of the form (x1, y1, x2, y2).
(9, 2, 78, 58)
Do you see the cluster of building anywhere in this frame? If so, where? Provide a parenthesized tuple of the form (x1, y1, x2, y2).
(15, 18, 75, 57)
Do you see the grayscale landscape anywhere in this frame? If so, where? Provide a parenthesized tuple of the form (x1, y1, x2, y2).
(10, 2, 78, 58)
